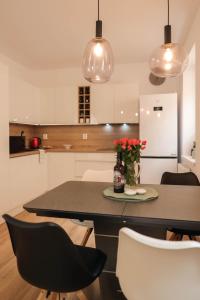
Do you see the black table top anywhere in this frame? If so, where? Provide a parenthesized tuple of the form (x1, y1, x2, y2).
(123, 184, 200, 229)
(24, 181, 200, 228)
(24, 181, 125, 220)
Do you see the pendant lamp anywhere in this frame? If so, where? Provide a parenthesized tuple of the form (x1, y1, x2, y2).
(149, 0, 188, 78)
(82, 0, 114, 83)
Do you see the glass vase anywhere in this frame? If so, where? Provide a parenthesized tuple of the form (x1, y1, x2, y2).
(125, 161, 140, 188)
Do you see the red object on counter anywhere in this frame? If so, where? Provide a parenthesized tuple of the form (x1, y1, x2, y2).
(30, 137, 41, 149)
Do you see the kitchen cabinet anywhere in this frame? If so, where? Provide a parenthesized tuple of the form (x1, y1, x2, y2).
(10, 79, 139, 125)
(55, 86, 78, 124)
(10, 76, 41, 124)
(9, 154, 47, 211)
(32, 87, 41, 124)
(74, 153, 115, 179)
(47, 152, 75, 190)
(91, 83, 139, 124)
(10, 75, 23, 123)
(40, 88, 56, 124)
(6, 151, 115, 219)
(47, 152, 115, 189)
(39, 86, 78, 125)
(90, 84, 114, 124)
(114, 84, 139, 123)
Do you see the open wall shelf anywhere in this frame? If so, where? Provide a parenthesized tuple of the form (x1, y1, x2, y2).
(78, 86, 90, 124)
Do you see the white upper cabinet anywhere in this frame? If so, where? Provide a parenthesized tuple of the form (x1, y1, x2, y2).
(40, 88, 56, 124)
(10, 76, 23, 123)
(90, 84, 114, 124)
(114, 84, 139, 123)
(55, 86, 78, 125)
(10, 79, 139, 125)
(10, 76, 40, 124)
(32, 87, 41, 124)
(91, 83, 139, 124)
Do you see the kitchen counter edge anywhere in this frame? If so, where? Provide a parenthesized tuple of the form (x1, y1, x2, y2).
(10, 148, 115, 158)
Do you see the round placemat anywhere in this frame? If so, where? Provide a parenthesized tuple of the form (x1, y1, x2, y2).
(103, 186, 158, 202)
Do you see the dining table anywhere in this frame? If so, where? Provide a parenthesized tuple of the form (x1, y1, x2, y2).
(24, 181, 200, 300)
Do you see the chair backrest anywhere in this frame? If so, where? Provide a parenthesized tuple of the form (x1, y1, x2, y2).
(82, 169, 113, 183)
(161, 171, 200, 186)
(116, 228, 200, 300)
(3, 214, 94, 293)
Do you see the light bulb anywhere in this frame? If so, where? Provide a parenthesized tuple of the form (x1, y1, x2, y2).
(82, 38, 114, 83)
(149, 43, 188, 78)
(163, 48, 173, 62)
(94, 43, 103, 57)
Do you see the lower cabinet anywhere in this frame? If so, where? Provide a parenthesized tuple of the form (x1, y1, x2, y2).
(8, 152, 115, 216)
(9, 154, 48, 211)
(47, 152, 75, 190)
(47, 152, 115, 189)
(74, 153, 115, 180)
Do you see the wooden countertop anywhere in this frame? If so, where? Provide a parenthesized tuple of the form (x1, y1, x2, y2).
(9, 147, 115, 158)
(47, 147, 115, 153)
(10, 150, 40, 158)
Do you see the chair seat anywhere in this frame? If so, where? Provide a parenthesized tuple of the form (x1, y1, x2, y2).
(76, 245, 106, 279)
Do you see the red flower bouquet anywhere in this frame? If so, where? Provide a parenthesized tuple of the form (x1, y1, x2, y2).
(113, 138, 147, 186)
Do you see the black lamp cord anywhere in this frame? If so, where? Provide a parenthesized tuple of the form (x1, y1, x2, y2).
(167, 0, 170, 25)
(98, 0, 100, 20)
(96, 0, 102, 38)
(164, 0, 171, 43)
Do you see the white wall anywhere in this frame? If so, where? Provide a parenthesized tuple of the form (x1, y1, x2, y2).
(0, 52, 39, 86)
(0, 53, 42, 220)
(0, 62, 10, 216)
(30, 62, 178, 95)
(182, 6, 200, 176)
(181, 46, 196, 157)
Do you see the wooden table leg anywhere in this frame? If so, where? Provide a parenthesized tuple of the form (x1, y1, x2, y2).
(81, 228, 93, 246)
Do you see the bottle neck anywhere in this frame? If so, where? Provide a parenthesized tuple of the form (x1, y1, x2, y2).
(116, 152, 122, 164)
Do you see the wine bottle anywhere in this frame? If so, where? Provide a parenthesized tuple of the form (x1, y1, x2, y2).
(114, 152, 125, 193)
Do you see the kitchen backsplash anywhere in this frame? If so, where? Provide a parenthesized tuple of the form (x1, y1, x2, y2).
(9, 123, 38, 148)
(10, 123, 139, 150)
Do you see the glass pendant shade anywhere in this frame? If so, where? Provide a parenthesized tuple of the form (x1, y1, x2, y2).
(82, 37, 114, 83)
(149, 42, 188, 78)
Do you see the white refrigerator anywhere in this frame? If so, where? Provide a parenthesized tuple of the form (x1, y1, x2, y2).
(140, 93, 178, 184)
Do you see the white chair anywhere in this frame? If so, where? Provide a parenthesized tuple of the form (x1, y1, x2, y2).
(72, 169, 113, 246)
(116, 227, 200, 300)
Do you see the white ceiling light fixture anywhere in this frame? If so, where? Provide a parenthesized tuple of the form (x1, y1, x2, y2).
(82, 0, 114, 83)
(149, 0, 188, 78)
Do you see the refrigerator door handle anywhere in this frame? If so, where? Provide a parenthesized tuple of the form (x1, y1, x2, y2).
(141, 156, 177, 159)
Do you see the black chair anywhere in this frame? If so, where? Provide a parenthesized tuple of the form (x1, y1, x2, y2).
(161, 171, 200, 240)
(3, 214, 106, 299)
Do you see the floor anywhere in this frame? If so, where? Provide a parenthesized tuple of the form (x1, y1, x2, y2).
(1, 210, 197, 300)
(0, 210, 96, 300)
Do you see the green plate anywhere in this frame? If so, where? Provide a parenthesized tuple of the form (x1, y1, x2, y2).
(103, 186, 158, 202)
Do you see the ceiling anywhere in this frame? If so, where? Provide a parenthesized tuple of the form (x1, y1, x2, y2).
(0, 0, 199, 69)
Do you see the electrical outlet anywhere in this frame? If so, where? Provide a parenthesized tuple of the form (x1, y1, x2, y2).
(43, 133, 48, 140)
(82, 133, 88, 140)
